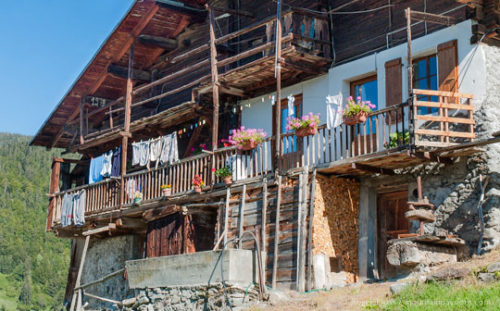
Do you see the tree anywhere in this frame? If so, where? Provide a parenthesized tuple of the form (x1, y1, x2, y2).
(18, 257, 32, 306)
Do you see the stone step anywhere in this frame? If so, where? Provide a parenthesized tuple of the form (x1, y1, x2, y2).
(405, 209, 436, 222)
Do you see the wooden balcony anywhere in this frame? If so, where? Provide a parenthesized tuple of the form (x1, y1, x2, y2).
(47, 89, 480, 233)
(73, 9, 331, 153)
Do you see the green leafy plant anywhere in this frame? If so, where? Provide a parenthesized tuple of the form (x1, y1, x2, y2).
(215, 166, 232, 178)
(385, 131, 410, 148)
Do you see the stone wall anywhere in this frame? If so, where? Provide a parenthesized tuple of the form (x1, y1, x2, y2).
(121, 283, 259, 311)
(81, 235, 143, 310)
(313, 175, 360, 284)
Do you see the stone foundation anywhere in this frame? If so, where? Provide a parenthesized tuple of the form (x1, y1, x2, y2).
(121, 283, 260, 311)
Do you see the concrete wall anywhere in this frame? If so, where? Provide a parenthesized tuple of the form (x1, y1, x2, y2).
(81, 235, 143, 309)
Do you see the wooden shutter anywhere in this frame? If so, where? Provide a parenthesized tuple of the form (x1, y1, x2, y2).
(437, 40, 458, 93)
(385, 58, 402, 124)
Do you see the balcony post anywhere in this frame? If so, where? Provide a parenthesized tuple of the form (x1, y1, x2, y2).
(47, 157, 63, 231)
(274, 0, 283, 170)
(207, 4, 219, 183)
(120, 43, 134, 207)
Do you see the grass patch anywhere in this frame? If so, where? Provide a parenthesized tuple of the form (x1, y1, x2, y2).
(0, 273, 18, 311)
(369, 281, 500, 311)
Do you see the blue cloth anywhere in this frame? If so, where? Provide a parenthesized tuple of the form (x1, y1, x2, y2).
(111, 147, 121, 177)
(89, 155, 104, 184)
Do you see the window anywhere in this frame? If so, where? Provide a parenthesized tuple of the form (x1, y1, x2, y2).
(350, 75, 378, 135)
(350, 75, 378, 110)
(413, 55, 438, 113)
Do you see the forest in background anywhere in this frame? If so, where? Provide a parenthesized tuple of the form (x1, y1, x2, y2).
(0, 133, 70, 310)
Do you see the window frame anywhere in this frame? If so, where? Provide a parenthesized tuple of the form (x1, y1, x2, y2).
(350, 74, 378, 106)
(413, 54, 438, 113)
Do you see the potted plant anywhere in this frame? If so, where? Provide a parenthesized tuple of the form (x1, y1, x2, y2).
(343, 96, 376, 125)
(215, 166, 233, 185)
(192, 175, 204, 193)
(228, 126, 267, 151)
(161, 184, 172, 197)
(384, 131, 410, 149)
(287, 112, 321, 138)
(133, 192, 143, 205)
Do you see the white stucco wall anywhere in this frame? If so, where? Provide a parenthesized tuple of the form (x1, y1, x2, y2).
(240, 19, 487, 129)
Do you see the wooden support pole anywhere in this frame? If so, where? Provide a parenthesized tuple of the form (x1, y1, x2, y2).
(296, 173, 303, 290)
(406, 8, 413, 98)
(274, 1, 283, 170)
(120, 43, 134, 208)
(70, 235, 90, 311)
(79, 100, 85, 145)
(207, 5, 220, 152)
(298, 170, 308, 292)
(272, 175, 282, 289)
(47, 158, 62, 232)
(238, 184, 247, 249)
(224, 187, 230, 246)
(261, 178, 268, 278)
(306, 169, 317, 291)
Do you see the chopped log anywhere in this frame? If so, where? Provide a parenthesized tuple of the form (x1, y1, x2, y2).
(306, 169, 316, 291)
(272, 176, 282, 289)
(138, 34, 178, 50)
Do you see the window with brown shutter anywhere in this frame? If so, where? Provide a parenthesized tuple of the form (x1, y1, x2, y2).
(437, 39, 458, 94)
(385, 58, 402, 124)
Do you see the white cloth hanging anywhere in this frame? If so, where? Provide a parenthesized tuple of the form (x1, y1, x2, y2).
(149, 138, 163, 169)
(287, 95, 295, 118)
(326, 93, 344, 130)
(139, 140, 150, 166)
(126, 179, 137, 200)
(160, 132, 179, 165)
(132, 142, 141, 166)
(100, 150, 113, 177)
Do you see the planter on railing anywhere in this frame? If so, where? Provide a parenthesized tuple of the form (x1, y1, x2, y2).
(228, 127, 267, 152)
(296, 127, 317, 137)
(287, 113, 320, 138)
(343, 112, 368, 126)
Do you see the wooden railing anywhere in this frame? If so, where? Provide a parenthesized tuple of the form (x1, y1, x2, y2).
(279, 102, 411, 170)
(49, 91, 476, 227)
(412, 89, 475, 147)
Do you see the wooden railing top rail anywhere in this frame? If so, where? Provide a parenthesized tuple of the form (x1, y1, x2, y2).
(413, 89, 474, 99)
(53, 177, 119, 196)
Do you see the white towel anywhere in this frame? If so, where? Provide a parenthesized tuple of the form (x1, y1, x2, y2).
(159, 132, 179, 165)
(132, 142, 141, 166)
(326, 93, 343, 130)
(287, 95, 295, 118)
(139, 141, 150, 167)
(149, 138, 163, 163)
(100, 150, 113, 177)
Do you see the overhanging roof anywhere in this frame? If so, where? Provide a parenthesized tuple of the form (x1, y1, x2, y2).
(30, 0, 206, 149)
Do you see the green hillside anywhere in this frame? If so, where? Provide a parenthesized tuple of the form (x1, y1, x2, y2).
(0, 133, 70, 310)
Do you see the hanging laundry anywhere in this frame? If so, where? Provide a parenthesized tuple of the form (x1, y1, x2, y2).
(159, 132, 179, 165)
(61, 193, 74, 227)
(149, 137, 163, 168)
(287, 95, 295, 118)
(89, 154, 105, 184)
(73, 190, 86, 227)
(126, 179, 137, 200)
(100, 150, 113, 178)
(326, 93, 344, 130)
(111, 146, 121, 177)
(132, 140, 151, 167)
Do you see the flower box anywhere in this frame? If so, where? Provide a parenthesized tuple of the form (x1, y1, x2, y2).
(343, 112, 368, 126)
(295, 127, 317, 138)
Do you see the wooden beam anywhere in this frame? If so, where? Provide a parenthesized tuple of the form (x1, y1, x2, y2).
(219, 83, 246, 97)
(306, 169, 317, 291)
(275, 2, 283, 169)
(107, 63, 151, 81)
(138, 34, 178, 50)
(212, 6, 254, 18)
(120, 44, 134, 208)
(238, 184, 247, 249)
(351, 163, 395, 175)
(47, 158, 62, 232)
(261, 178, 268, 278)
(410, 10, 456, 26)
(208, 4, 220, 158)
(410, 151, 454, 164)
(272, 175, 282, 289)
(82, 223, 117, 236)
(156, 0, 206, 19)
(70, 235, 89, 311)
(224, 187, 230, 246)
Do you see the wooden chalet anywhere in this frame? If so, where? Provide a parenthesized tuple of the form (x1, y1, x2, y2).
(30, 0, 500, 308)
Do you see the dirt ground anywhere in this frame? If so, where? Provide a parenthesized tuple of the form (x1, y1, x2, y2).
(248, 247, 500, 311)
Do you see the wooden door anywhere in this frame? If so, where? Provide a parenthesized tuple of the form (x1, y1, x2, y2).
(146, 213, 216, 258)
(272, 94, 303, 170)
(377, 191, 409, 279)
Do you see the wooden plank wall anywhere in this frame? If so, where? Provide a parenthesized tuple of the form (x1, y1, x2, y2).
(222, 175, 310, 289)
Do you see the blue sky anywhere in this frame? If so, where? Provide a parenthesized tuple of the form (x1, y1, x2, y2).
(0, 0, 134, 136)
